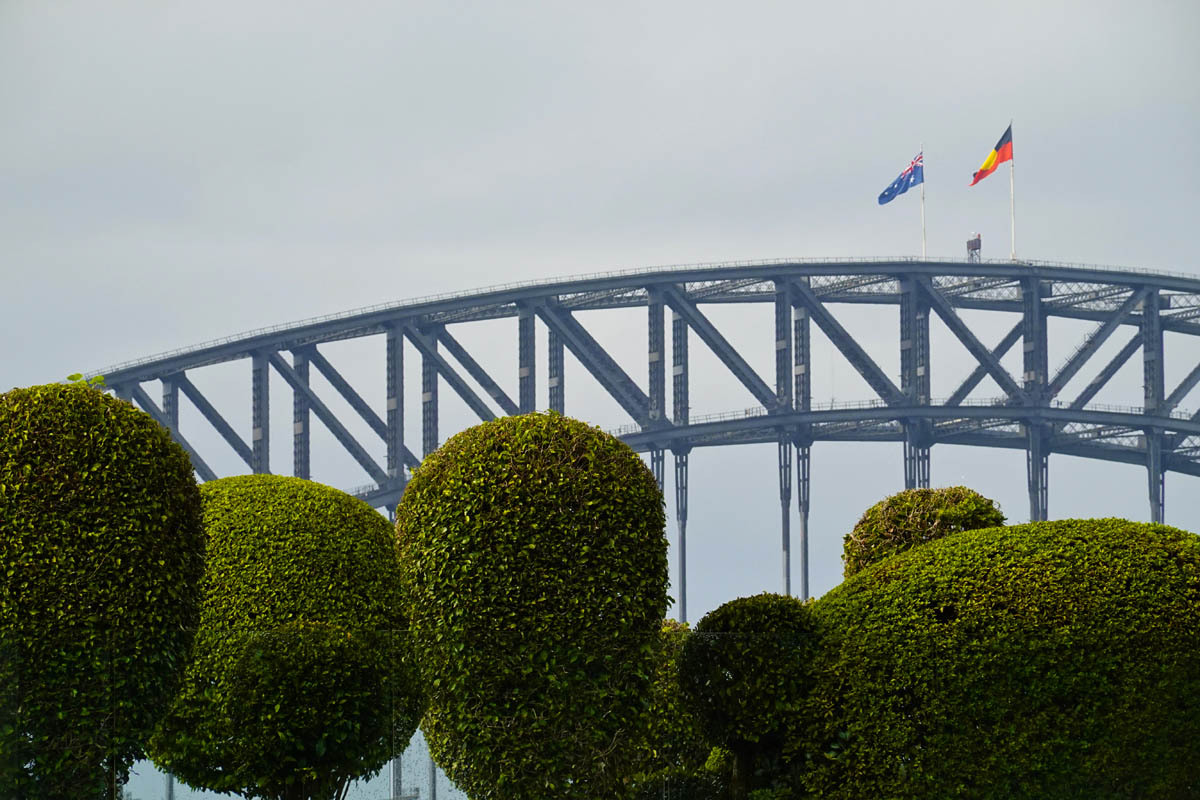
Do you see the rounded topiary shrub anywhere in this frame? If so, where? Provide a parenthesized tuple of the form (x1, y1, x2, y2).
(842, 486, 1004, 577)
(677, 593, 818, 800)
(0, 383, 205, 798)
(395, 412, 668, 800)
(801, 519, 1200, 800)
(150, 475, 422, 800)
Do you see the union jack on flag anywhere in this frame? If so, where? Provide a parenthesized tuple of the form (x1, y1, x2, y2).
(878, 152, 924, 205)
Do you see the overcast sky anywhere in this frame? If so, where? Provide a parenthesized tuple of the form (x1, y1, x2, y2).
(4, 5, 1200, 792)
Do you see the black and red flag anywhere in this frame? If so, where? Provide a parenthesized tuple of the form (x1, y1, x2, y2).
(969, 124, 1013, 186)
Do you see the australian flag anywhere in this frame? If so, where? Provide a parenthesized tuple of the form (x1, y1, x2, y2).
(878, 152, 924, 205)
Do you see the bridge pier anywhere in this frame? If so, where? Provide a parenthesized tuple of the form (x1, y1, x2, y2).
(291, 351, 310, 480)
(518, 307, 536, 413)
(673, 450, 689, 624)
(420, 334, 439, 457)
(796, 442, 811, 599)
(900, 277, 931, 489)
(672, 303, 690, 622)
(1026, 424, 1049, 522)
(251, 354, 270, 474)
(777, 436, 792, 596)
(386, 325, 406, 487)
(1143, 289, 1166, 524)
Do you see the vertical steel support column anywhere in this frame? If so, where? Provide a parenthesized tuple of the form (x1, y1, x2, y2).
(777, 440, 792, 596)
(649, 289, 666, 491)
(671, 306, 690, 623)
(251, 354, 270, 474)
(548, 327, 564, 413)
(900, 277, 931, 489)
(421, 333, 439, 457)
(1026, 426, 1049, 522)
(165, 774, 175, 800)
(386, 324, 405, 485)
(518, 307, 536, 414)
(774, 280, 794, 595)
(162, 377, 179, 430)
(792, 277, 813, 600)
(292, 351, 310, 479)
(1143, 289, 1165, 523)
(1022, 278, 1050, 520)
(673, 451, 689, 623)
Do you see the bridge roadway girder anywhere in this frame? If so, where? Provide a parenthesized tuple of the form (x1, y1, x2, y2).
(98, 258, 1200, 608)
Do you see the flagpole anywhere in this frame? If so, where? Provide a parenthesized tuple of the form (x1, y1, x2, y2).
(1009, 121, 1016, 261)
(920, 143, 926, 259)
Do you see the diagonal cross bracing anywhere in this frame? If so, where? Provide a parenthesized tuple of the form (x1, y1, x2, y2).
(303, 345, 421, 470)
(402, 324, 496, 422)
(918, 276, 1026, 403)
(434, 328, 520, 416)
(128, 383, 218, 482)
(662, 285, 778, 409)
(1164, 359, 1200, 415)
(305, 346, 388, 439)
(1047, 288, 1149, 400)
(944, 322, 1023, 406)
(171, 372, 254, 467)
(788, 280, 905, 405)
(266, 352, 390, 485)
(535, 300, 652, 425)
(1070, 334, 1141, 410)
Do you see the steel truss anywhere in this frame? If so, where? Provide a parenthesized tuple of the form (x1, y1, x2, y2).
(92, 258, 1200, 617)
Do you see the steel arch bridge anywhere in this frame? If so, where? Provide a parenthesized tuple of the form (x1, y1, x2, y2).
(90, 258, 1200, 619)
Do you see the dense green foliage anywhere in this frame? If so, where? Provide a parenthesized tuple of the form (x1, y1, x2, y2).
(0, 384, 205, 797)
(678, 594, 818, 800)
(625, 620, 712, 795)
(150, 475, 422, 800)
(842, 485, 1004, 577)
(395, 412, 668, 800)
(802, 518, 1200, 799)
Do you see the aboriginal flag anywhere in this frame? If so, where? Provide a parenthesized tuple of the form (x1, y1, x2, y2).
(969, 124, 1013, 186)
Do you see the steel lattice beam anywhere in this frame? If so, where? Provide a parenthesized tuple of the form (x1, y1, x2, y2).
(266, 352, 390, 486)
(662, 284, 777, 409)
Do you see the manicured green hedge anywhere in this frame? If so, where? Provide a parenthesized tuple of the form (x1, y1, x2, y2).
(150, 475, 422, 800)
(678, 594, 818, 800)
(0, 384, 205, 798)
(395, 412, 668, 800)
(802, 518, 1200, 799)
(842, 486, 1004, 577)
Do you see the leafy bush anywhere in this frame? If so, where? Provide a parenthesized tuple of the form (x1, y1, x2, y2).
(0, 383, 205, 798)
(150, 475, 422, 800)
(842, 486, 1004, 577)
(624, 620, 712, 796)
(802, 518, 1200, 799)
(678, 594, 818, 800)
(395, 412, 668, 800)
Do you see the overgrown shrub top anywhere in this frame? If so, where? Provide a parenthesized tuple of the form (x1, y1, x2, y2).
(194, 474, 402, 631)
(151, 475, 422, 800)
(842, 486, 1004, 577)
(395, 412, 669, 800)
(802, 519, 1200, 799)
(0, 383, 205, 797)
(678, 593, 819, 752)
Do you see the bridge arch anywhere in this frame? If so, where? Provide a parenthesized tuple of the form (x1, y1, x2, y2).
(91, 257, 1200, 619)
